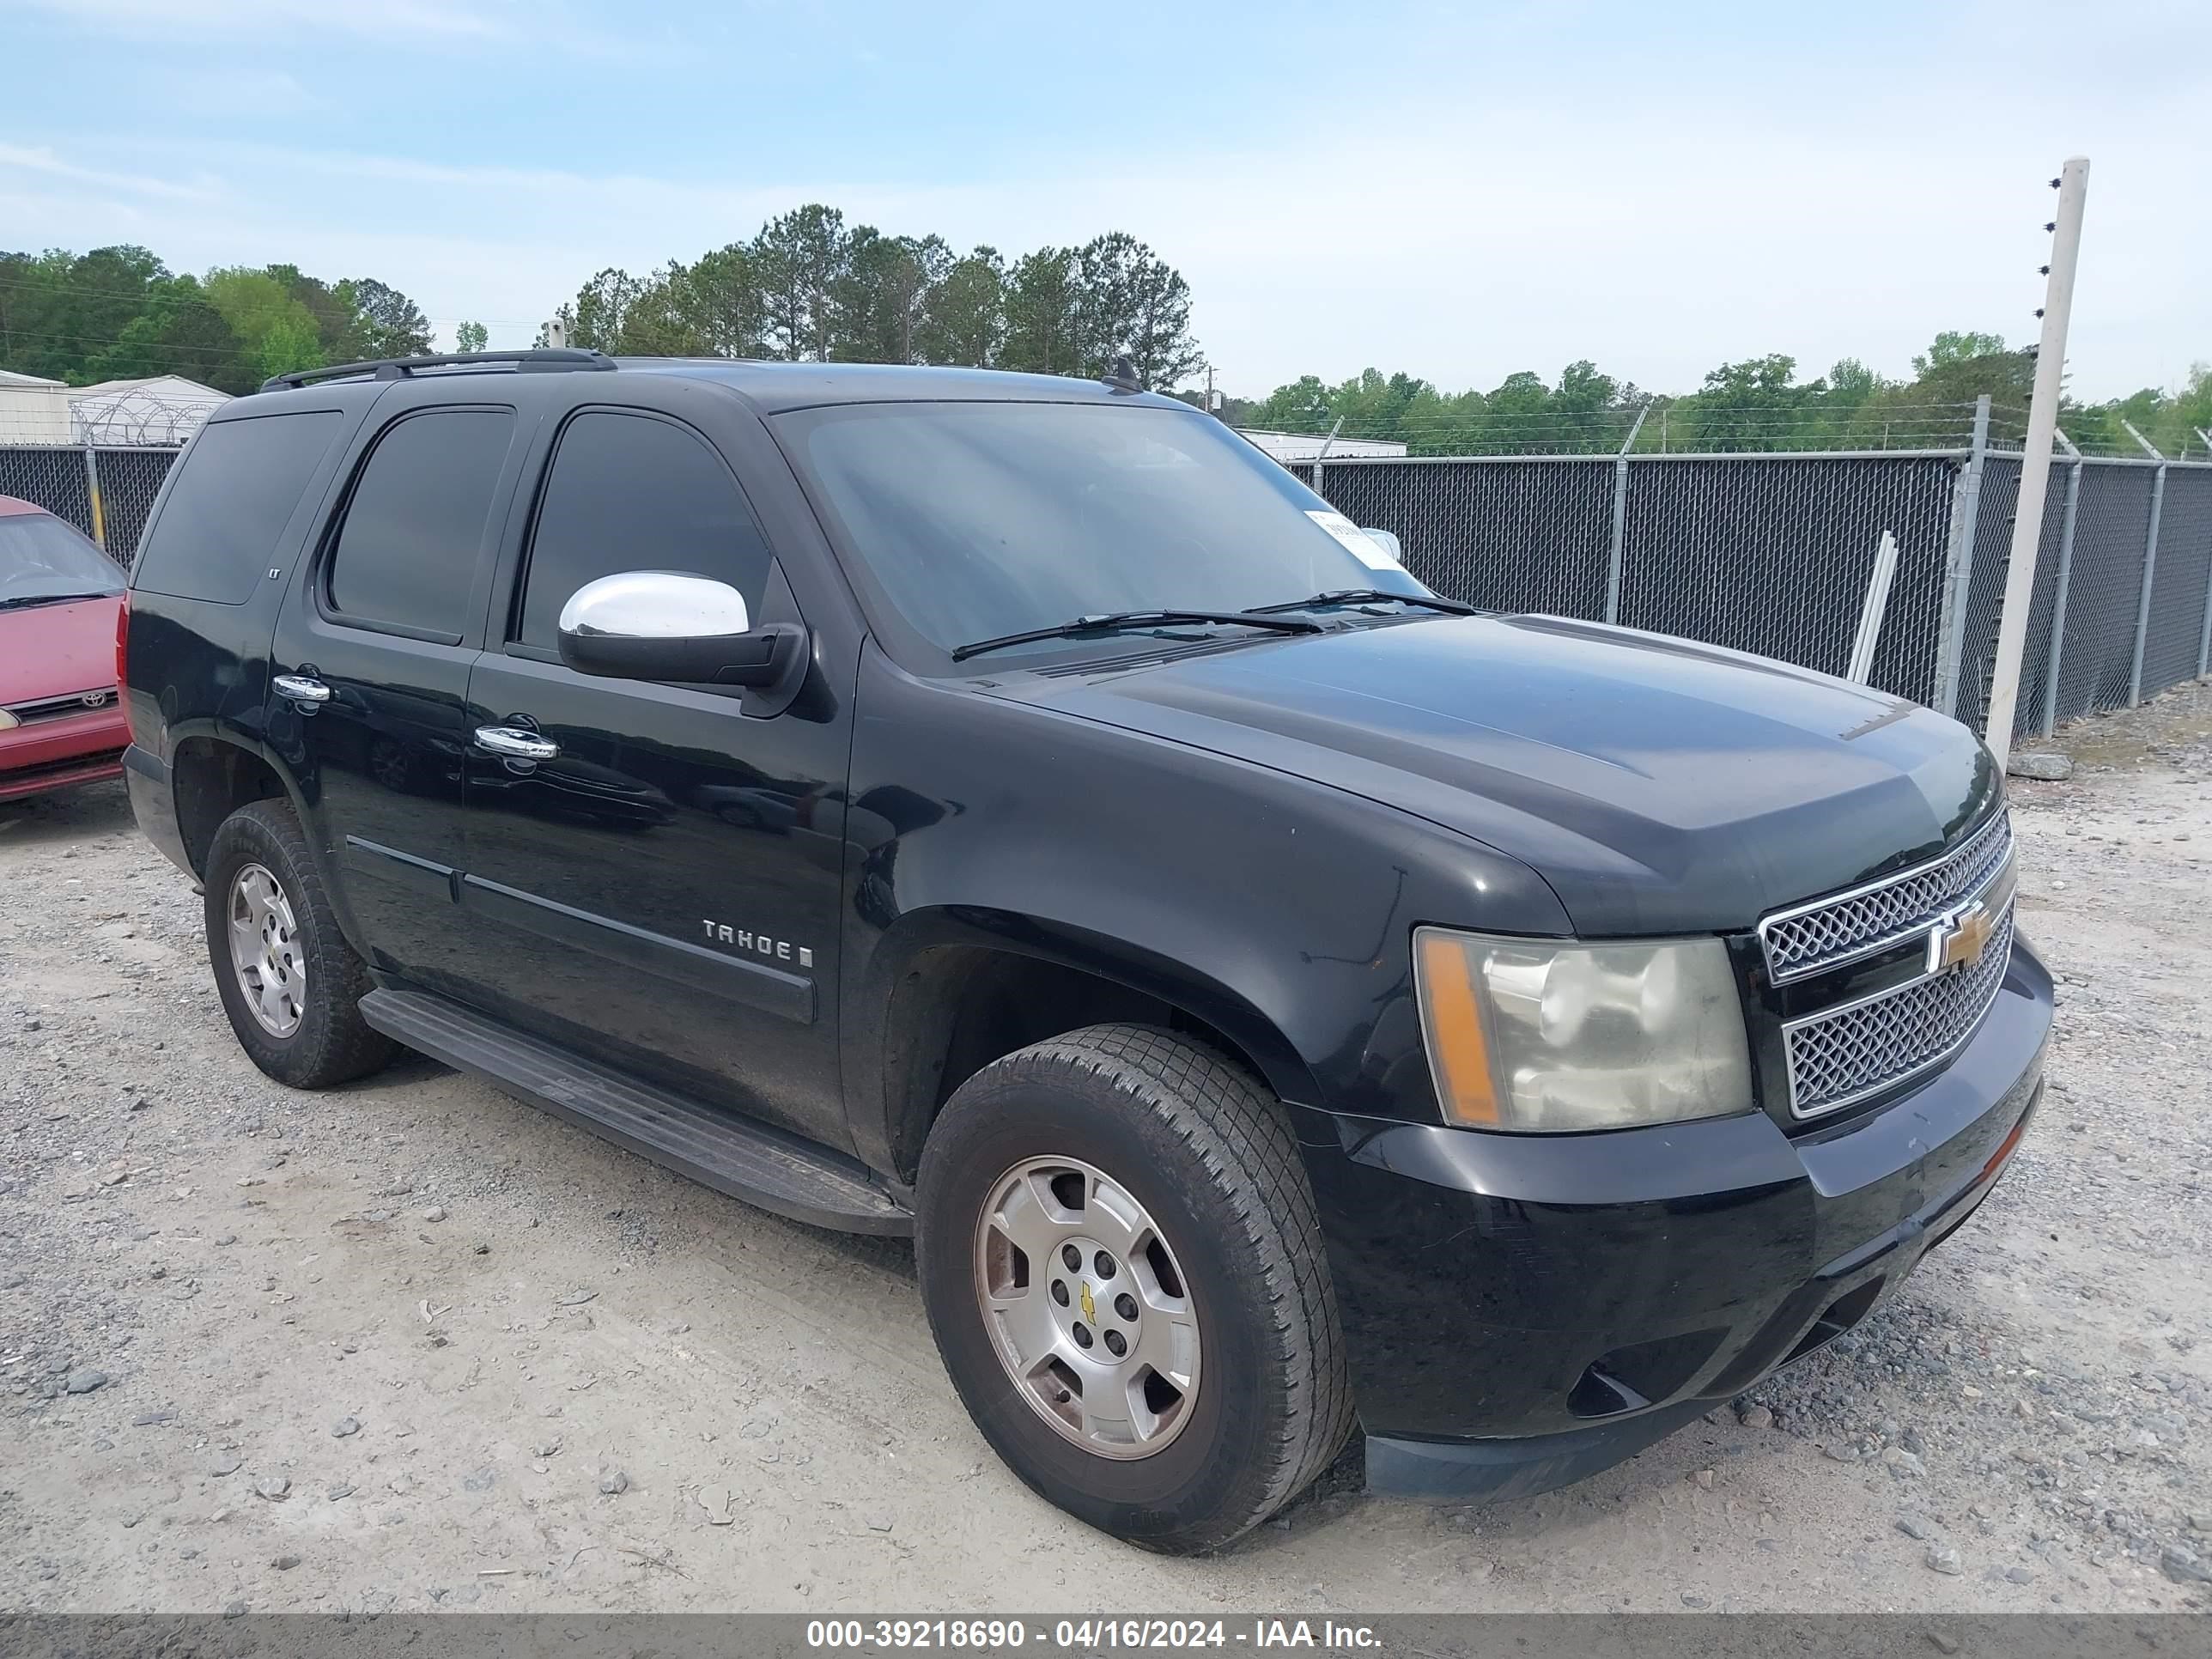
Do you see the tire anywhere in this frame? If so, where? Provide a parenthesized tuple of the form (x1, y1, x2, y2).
(915, 1023, 1355, 1553)
(203, 799, 397, 1090)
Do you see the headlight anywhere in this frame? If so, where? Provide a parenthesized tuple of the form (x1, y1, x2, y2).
(1413, 927, 1753, 1133)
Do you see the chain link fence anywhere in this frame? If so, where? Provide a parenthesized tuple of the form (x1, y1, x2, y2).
(0, 441, 179, 565)
(5, 411, 2209, 745)
(1303, 416, 2212, 743)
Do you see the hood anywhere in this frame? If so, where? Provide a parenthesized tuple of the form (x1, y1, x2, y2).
(0, 594, 123, 708)
(1007, 615, 2001, 936)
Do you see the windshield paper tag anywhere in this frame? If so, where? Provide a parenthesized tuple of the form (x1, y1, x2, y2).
(1307, 509, 1400, 570)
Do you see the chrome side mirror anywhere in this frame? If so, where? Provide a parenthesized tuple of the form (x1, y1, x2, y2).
(559, 571, 751, 641)
(557, 570, 799, 689)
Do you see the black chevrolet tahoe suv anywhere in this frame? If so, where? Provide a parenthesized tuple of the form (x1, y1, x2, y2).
(118, 348, 2050, 1553)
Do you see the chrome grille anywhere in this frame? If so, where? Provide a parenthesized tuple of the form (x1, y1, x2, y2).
(1760, 811, 2014, 981)
(4, 687, 118, 725)
(1784, 906, 2014, 1119)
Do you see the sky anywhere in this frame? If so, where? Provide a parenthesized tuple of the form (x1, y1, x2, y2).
(3, 0, 2205, 403)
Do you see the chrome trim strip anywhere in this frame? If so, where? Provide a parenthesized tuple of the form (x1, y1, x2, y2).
(1759, 811, 2011, 983)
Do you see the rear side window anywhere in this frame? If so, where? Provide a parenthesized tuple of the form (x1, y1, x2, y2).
(132, 412, 341, 605)
(325, 409, 515, 639)
(513, 410, 770, 652)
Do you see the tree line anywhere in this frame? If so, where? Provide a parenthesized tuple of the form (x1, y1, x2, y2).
(1238, 332, 2212, 459)
(0, 245, 434, 395)
(538, 204, 1202, 390)
(5, 232, 2204, 460)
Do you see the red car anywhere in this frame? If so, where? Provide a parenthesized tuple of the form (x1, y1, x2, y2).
(0, 495, 130, 803)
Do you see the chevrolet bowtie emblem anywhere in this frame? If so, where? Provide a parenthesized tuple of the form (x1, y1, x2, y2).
(1928, 901, 1996, 975)
(1078, 1281, 1096, 1322)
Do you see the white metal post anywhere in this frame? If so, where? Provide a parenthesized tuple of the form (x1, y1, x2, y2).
(1846, 531, 1900, 684)
(1934, 395, 1994, 721)
(2119, 418, 2162, 460)
(1604, 404, 1650, 624)
(1312, 415, 1343, 498)
(1982, 157, 2088, 768)
(2129, 462, 2166, 705)
(2040, 429, 2082, 738)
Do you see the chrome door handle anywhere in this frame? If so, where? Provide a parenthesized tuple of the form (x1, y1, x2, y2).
(271, 674, 331, 704)
(473, 725, 560, 761)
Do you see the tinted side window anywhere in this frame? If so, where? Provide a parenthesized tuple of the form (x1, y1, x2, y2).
(325, 410, 514, 637)
(132, 412, 341, 605)
(515, 411, 769, 651)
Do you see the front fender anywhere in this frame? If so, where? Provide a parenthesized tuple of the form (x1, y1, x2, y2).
(837, 646, 1572, 1176)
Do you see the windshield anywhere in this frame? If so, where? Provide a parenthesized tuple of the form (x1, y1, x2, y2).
(775, 401, 1431, 662)
(0, 513, 126, 605)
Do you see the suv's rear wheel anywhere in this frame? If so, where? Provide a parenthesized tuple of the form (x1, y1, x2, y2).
(203, 799, 396, 1089)
(915, 1024, 1354, 1553)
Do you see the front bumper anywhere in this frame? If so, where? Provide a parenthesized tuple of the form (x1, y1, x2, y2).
(0, 708, 128, 802)
(1297, 936, 2051, 1500)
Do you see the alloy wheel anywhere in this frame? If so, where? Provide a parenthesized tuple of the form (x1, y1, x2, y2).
(972, 1155, 1200, 1459)
(227, 862, 306, 1038)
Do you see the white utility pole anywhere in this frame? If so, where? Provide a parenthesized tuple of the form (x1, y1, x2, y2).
(1983, 157, 2089, 769)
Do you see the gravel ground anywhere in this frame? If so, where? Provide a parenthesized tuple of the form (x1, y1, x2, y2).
(2, 684, 2209, 1615)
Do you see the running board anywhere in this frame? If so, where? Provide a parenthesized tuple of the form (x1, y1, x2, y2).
(360, 988, 911, 1237)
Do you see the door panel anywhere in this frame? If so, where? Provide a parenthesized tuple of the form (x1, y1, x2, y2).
(458, 652, 848, 1146)
(450, 399, 852, 1151)
(267, 392, 527, 995)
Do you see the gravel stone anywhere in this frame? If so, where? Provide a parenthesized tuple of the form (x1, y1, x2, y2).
(1924, 1546, 1964, 1576)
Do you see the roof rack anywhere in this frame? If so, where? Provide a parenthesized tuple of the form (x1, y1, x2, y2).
(259, 348, 617, 393)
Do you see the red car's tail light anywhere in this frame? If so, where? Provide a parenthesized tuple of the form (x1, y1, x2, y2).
(115, 592, 133, 742)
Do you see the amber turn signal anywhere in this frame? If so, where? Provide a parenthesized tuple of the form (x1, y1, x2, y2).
(1413, 928, 1501, 1127)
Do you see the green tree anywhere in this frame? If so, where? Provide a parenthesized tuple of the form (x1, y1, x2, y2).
(1071, 232, 1200, 388)
(338, 277, 434, 359)
(204, 266, 326, 382)
(454, 320, 489, 354)
(752, 204, 848, 362)
(830, 229, 949, 363)
(82, 273, 252, 392)
(1688, 354, 1818, 450)
(1000, 247, 1080, 377)
(1913, 331, 2008, 375)
(558, 268, 643, 351)
(679, 244, 767, 357)
(920, 245, 1006, 367)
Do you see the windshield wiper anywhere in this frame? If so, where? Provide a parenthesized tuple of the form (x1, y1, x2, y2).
(951, 609, 1322, 662)
(1243, 588, 1476, 617)
(0, 591, 118, 612)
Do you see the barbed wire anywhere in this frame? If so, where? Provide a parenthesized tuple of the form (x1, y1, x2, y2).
(0, 388, 221, 447)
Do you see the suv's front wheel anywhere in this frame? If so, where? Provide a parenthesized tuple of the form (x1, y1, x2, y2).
(915, 1024, 1354, 1553)
(203, 799, 396, 1089)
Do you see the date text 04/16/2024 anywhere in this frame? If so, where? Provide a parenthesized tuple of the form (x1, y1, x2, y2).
(804, 1621, 1382, 1650)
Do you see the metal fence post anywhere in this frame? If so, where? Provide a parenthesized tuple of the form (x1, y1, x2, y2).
(1933, 395, 1992, 720)
(1604, 404, 1650, 624)
(2200, 469, 2212, 678)
(2128, 460, 2166, 705)
(2040, 431, 2083, 738)
(78, 430, 107, 551)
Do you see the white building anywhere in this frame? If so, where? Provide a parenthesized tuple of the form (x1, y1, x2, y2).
(70, 376, 230, 446)
(1236, 428, 1408, 463)
(0, 370, 76, 444)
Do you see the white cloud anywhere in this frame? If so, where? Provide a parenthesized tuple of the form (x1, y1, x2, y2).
(14, 0, 508, 40)
(5, 37, 2204, 405)
(0, 143, 220, 202)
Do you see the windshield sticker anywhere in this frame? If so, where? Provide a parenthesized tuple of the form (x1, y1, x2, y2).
(1307, 509, 1401, 570)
